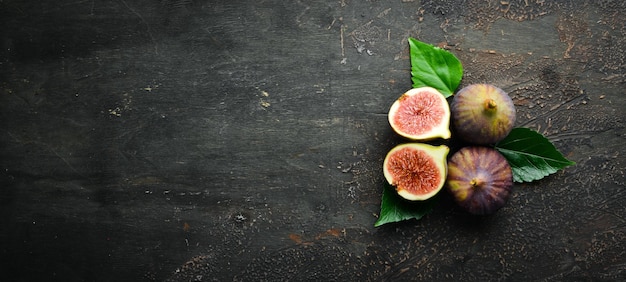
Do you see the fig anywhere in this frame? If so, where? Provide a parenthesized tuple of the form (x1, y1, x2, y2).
(388, 87, 451, 141)
(446, 146, 513, 215)
(450, 84, 516, 145)
(383, 143, 449, 201)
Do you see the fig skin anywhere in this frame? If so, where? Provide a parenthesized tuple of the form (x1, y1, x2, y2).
(446, 146, 513, 215)
(450, 84, 516, 145)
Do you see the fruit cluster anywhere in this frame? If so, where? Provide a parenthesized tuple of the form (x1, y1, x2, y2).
(384, 84, 516, 215)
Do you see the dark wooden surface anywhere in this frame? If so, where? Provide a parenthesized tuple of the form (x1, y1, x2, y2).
(1, 1, 625, 281)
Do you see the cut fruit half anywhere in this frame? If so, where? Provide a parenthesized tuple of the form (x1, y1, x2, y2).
(383, 143, 449, 201)
(388, 87, 451, 141)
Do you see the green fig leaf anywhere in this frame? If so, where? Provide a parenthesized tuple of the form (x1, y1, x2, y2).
(409, 37, 463, 97)
(375, 182, 438, 227)
(495, 127, 576, 183)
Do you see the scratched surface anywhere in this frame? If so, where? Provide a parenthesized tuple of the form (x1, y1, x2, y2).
(0, 0, 625, 281)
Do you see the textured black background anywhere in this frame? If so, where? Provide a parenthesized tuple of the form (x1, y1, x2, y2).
(1, 0, 625, 281)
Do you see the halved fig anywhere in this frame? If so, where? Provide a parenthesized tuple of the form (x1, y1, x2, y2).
(446, 146, 513, 215)
(388, 87, 451, 141)
(383, 143, 449, 201)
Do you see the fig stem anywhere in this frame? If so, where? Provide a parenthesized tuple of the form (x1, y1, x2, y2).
(484, 99, 498, 112)
(470, 178, 484, 189)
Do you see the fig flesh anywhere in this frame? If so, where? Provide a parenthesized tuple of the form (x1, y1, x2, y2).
(388, 87, 451, 141)
(446, 146, 513, 215)
(450, 84, 516, 145)
(383, 143, 449, 201)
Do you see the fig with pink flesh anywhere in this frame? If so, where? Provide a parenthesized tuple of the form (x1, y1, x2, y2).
(450, 84, 516, 145)
(446, 146, 513, 215)
(388, 87, 451, 141)
(383, 143, 449, 201)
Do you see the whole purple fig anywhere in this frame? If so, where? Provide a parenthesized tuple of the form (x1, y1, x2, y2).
(446, 146, 513, 215)
(451, 84, 516, 145)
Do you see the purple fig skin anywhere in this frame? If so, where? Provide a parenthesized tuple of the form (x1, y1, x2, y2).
(451, 84, 516, 145)
(446, 146, 513, 215)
